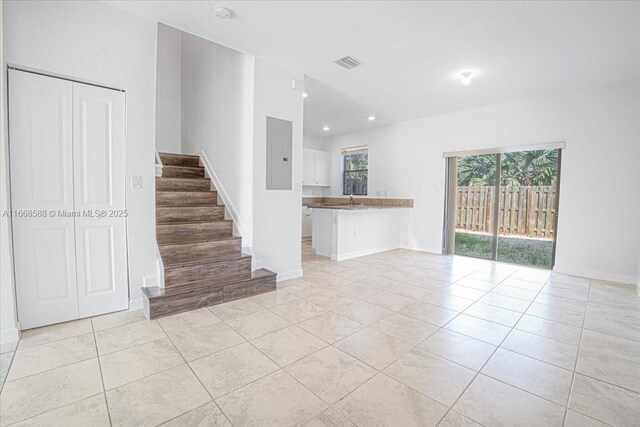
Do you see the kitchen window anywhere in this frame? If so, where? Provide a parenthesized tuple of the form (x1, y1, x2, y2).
(342, 146, 368, 195)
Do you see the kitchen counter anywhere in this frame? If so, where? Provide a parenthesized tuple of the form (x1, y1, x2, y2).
(308, 198, 412, 261)
(303, 196, 414, 209)
(306, 203, 406, 210)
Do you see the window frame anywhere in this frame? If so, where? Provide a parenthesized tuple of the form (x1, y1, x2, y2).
(342, 150, 368, 196)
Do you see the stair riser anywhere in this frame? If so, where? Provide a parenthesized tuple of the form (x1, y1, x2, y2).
(146, 288, 223, 319)
(159, 154, 201, 168)
(162, 166, 205, 179)
(157, 222, 233, 244)
(160, 239, 241, 265)
(156, 178, 211, 192)
(156, 207, 224, 224)
(145, 275, 276, 319)
(164, 256, 252, 286)
(156, 192, 217, 207)
(224, 276, 276, 302)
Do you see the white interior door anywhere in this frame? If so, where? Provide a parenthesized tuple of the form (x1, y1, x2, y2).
(73, 82, 128, 317)
(9, 70, 79, 329)
(9, 70, 129, 329)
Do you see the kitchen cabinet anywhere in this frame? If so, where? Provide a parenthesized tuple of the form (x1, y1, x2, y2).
(302, 149, 331, 186)
(301, 206, 312, 238)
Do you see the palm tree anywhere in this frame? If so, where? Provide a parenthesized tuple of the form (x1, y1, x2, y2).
(457, 150, 557, 187)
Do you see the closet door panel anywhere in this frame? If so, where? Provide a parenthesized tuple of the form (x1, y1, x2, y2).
(73, 83, 129, 317)
(9, 70, 79, 329)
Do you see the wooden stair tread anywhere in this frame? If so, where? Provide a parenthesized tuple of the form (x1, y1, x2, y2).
(143, 269, 276, 299)
(156, 190, 215, 194)
(149, 152, 269, 319)
(157, 205, 224, 209)
(156, 177, 212, 191)
(156, 176, 210, 181)
(163, 253, 251, 269)
(158, 236, 241, 248)
(161, 165, 206, 179)
(158, 152, 200, 158)
(161, 165, 204, 171)
(156, 220, 232, 227)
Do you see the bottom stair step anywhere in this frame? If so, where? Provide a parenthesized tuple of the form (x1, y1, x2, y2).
(142, 269, 277, 319)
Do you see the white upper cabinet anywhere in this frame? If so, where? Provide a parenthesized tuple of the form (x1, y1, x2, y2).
(303, 149, 331, 187)
(303, 150, 315, 185)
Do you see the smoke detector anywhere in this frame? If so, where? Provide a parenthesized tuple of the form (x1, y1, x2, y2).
(335, 56, 363, 70)
(214, 6, 232, 19)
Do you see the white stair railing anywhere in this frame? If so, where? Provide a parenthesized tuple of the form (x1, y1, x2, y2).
(155, 149, 163, 177)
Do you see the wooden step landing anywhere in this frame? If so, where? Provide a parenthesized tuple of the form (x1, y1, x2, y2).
(143, 268, 277, 319)
(156, 206, 225, 224)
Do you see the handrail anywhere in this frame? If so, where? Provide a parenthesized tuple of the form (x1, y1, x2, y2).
(154, 149, 164, 288)
(155, 149, 163, 177)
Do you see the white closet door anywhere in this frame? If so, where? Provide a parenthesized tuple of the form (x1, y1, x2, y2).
(9, 70, 79, 329)
(72, 82, 128, 317)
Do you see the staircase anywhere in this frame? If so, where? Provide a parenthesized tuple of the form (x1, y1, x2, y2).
(142, 153, 277, 319)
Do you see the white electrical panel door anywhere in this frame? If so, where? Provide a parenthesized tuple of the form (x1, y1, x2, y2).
(266, 117, 293, 190)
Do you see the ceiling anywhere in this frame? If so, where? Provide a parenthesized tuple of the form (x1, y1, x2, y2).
(106, 1, 640, 136)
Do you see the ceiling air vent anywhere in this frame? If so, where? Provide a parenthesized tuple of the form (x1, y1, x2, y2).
(335, 56, 363, 70)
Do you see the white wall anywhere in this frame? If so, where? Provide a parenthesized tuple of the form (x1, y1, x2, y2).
(253, 58, 304, 280)
(3, 0, 158, 319)
(303, 131, 328, 151)
(155, 23, 182, 153)
(325, 81, 640, 284)
(0, 0, 19, 344)
(180, 32, 255, 247)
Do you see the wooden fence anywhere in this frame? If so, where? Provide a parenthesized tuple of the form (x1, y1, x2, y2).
(455, 186, 557, 238)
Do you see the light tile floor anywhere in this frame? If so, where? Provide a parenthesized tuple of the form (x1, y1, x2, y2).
(1, 244, 639, 426)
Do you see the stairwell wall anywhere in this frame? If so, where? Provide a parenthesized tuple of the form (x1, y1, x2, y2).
(155, 23, 182, 154)
(180, 31, 255, 248)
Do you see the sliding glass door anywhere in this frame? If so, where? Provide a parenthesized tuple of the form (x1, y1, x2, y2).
(445, 148, 561, 268)
(452, 154, 497, 259)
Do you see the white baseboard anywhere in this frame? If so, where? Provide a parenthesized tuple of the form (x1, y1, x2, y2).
(552, 265, 637, 285)
(0, 326, 20, 346)
(333, 244, 400, 262)
(277, 269, 303, 282)
(129, 298, 144, 311)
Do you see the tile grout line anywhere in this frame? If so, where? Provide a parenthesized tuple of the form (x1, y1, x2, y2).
(559, 280, 627, 427)
(156, 319, 237, 426)
(91, 318, 114, 427)
(433, 267, 550, 425)
(305, 263, 513, 426)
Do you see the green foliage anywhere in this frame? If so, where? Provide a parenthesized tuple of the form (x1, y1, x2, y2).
(344, 153, 368, 172)
(457, 150, 558, 186)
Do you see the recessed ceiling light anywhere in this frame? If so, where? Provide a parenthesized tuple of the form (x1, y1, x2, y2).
(461, 71, 473, 85)
(214, 6, 232, 19)
(322, 126, 330, 132)
(367, 115, 376, 121)
(302, 92, 309, 98)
